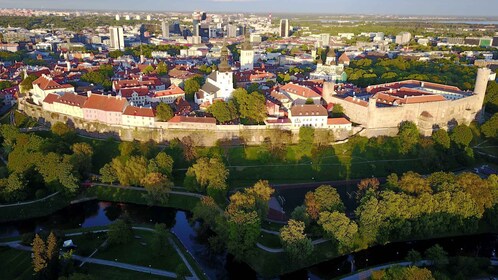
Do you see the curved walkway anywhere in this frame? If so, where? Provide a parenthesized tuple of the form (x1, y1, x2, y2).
(256, 238, 329, 253)
(0, 192, 60, 208)
(93, 183, 204, 199)
(340, 260, 431, 280)
(6, 242, 177, 278)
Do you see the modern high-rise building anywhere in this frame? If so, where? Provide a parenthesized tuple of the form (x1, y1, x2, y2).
(193, 20, 200, 37)
(227, 24, 238, 38)
(109, 26, 125, 51)
(280, 19, 290, 38)
(395, 32, 412, 45)
(161, 20, 169, 38)
(320, 33, 330, 47)
(115, 14, 120, 21)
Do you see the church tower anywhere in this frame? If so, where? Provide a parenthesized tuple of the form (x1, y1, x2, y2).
(216, 41, 234, 100)
(240, 31, 254, 71)
(325, 48, 336, 65)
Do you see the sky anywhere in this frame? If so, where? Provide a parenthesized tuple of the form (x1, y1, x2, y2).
(1, 0, 498, 17)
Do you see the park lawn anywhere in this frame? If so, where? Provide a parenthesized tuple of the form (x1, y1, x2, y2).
(70, 232, 108, 256)
(93, 230, 185, 273)
(0, 246, 33, 280)
(258, 232, 281, 248)
(261, 221, 284, 232)
(84, 263, 173, 280)
(0, 192, 71, 223)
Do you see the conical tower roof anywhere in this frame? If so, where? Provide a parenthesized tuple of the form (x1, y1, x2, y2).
(218, 40, 231, 72)
(327, 48, 336, 58)
(241, 31, 252, 51)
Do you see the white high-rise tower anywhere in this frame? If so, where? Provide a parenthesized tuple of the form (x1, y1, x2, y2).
(109, 26, 125, 51)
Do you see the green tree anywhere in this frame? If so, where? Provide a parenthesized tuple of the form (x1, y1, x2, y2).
(406, 249, 422, 265)
(70, 142, 93, 176)
(155, 62, 168, 76)
(183, 78, 201, 101)
(141, 172, 172, 205)
(305, 185, 344, 219)
(156, 103, 174, 122)
(398, 121, 419, 154)
(51, 122, 74, 137)
(481, 113, 498, 138)
(398, 171, 432, 195)
(184, 157, 229, 193)
(331, 104, 344, 117)
(100, 163, 117, 184)
(280, 219, 313, 262)
(226, 209, 260, 259)
(432, 129, 451, 150)
(291, 205, 311, 226)
(108, 50, 124, 59)
(142, 65, 155, 74)
(232, 88, 267, 124)
(318, 211, 358, 249)
(151, 152, 174, 177)
(425, 244, 449, 270)
(20, 74, 37, 94)
(450, 125, 473, 148)
(208, 100, 237, 124)
(107, 219, 133, 245)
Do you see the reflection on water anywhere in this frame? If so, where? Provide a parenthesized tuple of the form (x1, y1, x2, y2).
(1, 201, 496, 280)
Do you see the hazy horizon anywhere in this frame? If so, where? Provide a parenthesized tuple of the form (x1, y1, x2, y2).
(1, 0, 498, 17)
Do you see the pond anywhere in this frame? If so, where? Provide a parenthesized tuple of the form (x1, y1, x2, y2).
(0, 201, 254, 280)
(0, 200, 496, 280)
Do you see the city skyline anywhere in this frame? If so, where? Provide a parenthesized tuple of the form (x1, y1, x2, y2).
(1, 0, 498, 17)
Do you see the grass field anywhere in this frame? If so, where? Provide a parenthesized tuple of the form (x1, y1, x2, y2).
(93, 230, 185, 273)
(258, 232, 281, 248)
(84, 264, 173, 280)
(0, 246, 32, 280)
(0, 192, 71, 223)
(193, 142, 464, 188)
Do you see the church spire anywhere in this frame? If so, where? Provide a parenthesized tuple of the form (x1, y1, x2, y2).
(218, 39, 231, 72)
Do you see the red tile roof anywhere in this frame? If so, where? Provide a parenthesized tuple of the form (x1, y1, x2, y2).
(327, 118, 351, 125)
(33, 75, 73, 91)
(123, 106, 155, 118)
(43, 93, 59, 104)
(290, 104, 328, 117)
(119, 87, 150, 98)
(82, 94, 127, 112)
(55, 93, 88, 108)
(153, 84, 185, 97)
(281, 83, 320, 99)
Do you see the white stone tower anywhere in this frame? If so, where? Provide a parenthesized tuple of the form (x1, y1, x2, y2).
(240, 32, 254, 71)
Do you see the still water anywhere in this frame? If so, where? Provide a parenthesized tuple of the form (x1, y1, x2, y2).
(0, 201, 496, 279)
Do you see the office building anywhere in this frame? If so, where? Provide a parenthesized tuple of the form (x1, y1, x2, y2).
(161, 20, 169, 38)
(109, 26, 125, 51)
(395, 32, 412, 45)
(320, 33, 330, 47)
(280, 19, 289, 38)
